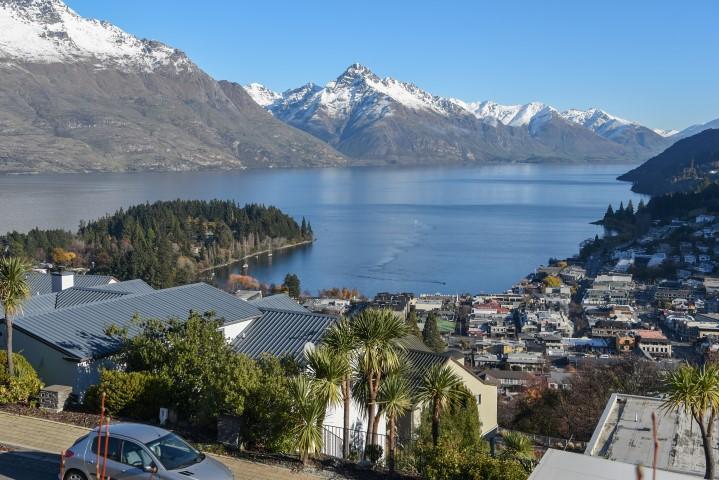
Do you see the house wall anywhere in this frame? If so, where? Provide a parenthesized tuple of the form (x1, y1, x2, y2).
(2, 326, 111, 395)
(220, 319, 253, 342)
(323, 397, 387, 454)
(448, 360, 498, 436)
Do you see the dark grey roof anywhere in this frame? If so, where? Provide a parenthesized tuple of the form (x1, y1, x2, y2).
(12, 282, 262, 361)
(405, 349, 451, 390)
(232, 308, 337, 362)
(53, 288, 126, 309)
(249, 293, 308, 313)
(92, 279, 154, 295)
(8, 280, 156, 318)
(17, 292, 58, 316)
(25, 272, 116, 295)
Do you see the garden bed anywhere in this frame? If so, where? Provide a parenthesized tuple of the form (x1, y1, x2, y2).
(0, 403, 106, 429)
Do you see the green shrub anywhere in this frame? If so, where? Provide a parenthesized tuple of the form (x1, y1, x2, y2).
(85, 370, 165, 418)
(0, 351, 43, 404)
(414, 443, 528, 480)
(365, 444, 384, 465)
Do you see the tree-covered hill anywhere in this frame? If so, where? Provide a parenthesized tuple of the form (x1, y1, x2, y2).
(618, 129, 719, 195)
(1, 200, 313, 288)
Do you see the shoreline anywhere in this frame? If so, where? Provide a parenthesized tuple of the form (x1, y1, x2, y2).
(198, 238, 315, 274)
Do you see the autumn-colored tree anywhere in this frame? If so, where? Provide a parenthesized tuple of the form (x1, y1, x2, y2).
(228, 274, 260, 291)
(50, 247, 76, 266)
(542, 276, 562, 288)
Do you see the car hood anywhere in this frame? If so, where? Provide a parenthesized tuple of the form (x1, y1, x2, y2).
(166, 455, 233, 480)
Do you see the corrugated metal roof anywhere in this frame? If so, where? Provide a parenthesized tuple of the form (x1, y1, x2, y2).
(93, 279, 154, 295)
(405, 349, 451, 390)
(232, 308, 337, 362)
(17, 292, 58, 316)
(12, 282, 262, 361)
(54, 288, 127, 309)
(5, 280, 156, 318)
(25, 272, 116, 295)
(249, 294, 308, 313)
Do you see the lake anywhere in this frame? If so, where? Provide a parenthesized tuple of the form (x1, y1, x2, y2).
(0, 164, 644, 296)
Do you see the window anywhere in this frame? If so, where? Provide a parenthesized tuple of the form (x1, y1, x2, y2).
(91, 435, 121, 462)
(145, 433, 203, 471)
(475, 394, 481, 405)
(121, 440, 153, 468)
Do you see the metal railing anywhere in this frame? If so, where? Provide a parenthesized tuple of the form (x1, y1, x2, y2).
(320, 424, 413, 465)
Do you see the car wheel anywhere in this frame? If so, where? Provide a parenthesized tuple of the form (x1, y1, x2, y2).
(64, 470, 87, 480)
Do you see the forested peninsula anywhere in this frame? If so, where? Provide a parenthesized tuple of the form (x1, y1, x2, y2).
(0, 200, 313, 288)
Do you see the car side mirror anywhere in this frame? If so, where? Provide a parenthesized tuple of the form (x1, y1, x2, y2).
(144, 463, 158, 474)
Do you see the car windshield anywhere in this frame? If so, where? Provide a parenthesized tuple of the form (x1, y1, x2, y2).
(145, 433, 203, 470)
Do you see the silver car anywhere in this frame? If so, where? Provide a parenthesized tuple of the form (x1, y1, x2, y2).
(61, 423, 234, 480)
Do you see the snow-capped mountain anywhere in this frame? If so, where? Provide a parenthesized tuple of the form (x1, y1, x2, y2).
(0, 0, 345, 173)
(0, 0, 192, 72)
(675, 117, 719, 140)
(243, 82, 282, 107)
(245, 64, 673, 164)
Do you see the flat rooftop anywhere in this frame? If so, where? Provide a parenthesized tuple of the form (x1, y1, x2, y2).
(586, 393, 719, 477)
(531, 449, 696, 480)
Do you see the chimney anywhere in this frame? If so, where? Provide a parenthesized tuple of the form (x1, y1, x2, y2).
(51, 271, 74, 292)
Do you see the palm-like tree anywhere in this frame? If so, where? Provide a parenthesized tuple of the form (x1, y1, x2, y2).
(378, 374, 412, 473)
(322, 319, 358, 459)
(500, 431, 536, 471)
(288, 375, 325, 466)
(416, 363, 470, 446)
(305, 344, 347, 424)
(0, 257, 30, 377)
(663, 364, 719, 479)
(352, 309, 409, 452)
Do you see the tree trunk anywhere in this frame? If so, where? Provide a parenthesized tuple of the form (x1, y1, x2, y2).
(372, 410, 381, 448)
(364, 378, 376, 460)
(6, 314, 13, 377)
(342, 378, 350, 459)
(432, 398, 441, 447)
(697, 413, 716, 479)
(389, 416, 396, 473)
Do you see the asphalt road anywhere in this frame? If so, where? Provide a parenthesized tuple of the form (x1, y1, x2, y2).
(0, 451, 59, 480)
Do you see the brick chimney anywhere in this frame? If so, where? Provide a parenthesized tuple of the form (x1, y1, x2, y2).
(51, 271, 74, 292)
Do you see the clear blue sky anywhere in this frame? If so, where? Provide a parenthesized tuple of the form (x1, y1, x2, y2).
(64, 0, 718, 131)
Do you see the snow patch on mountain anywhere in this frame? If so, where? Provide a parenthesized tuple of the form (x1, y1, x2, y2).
(0, 0, 193, 72)
(653, 128, 679, 137)
(244, 82, 282, 107)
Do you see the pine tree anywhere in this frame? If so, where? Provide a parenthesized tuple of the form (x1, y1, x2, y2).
(283, 273, 301, 299)
(300, 217, 307, 237)
(604, 204, 615, 220)
(422, 313, 445, 353)
(637, 199, 646, 212)
(626, 199, 635, 216)
(406, 306, 421, 337)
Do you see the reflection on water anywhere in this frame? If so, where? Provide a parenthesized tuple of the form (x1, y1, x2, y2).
(0, 164, 645, 296)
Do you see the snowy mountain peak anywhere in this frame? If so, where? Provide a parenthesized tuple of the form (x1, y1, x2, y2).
(243, 83, 281, 107)
(0, 0, 194, 72)
(653, 128, 679, 137)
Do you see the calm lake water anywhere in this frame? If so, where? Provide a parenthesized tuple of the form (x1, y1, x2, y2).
(0, 165, 644, 296)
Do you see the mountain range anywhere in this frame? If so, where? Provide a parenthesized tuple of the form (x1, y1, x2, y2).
(244, 64, 693, 165)
(0, 0, 717, 173)
(0, 0, 346, 173)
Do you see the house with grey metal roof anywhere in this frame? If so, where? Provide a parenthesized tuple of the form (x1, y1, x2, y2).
(25, 271, 117, 295)
(232, 308, 336, 362)
(2, 279, 263, 395)
(248, 293, 308, 313)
